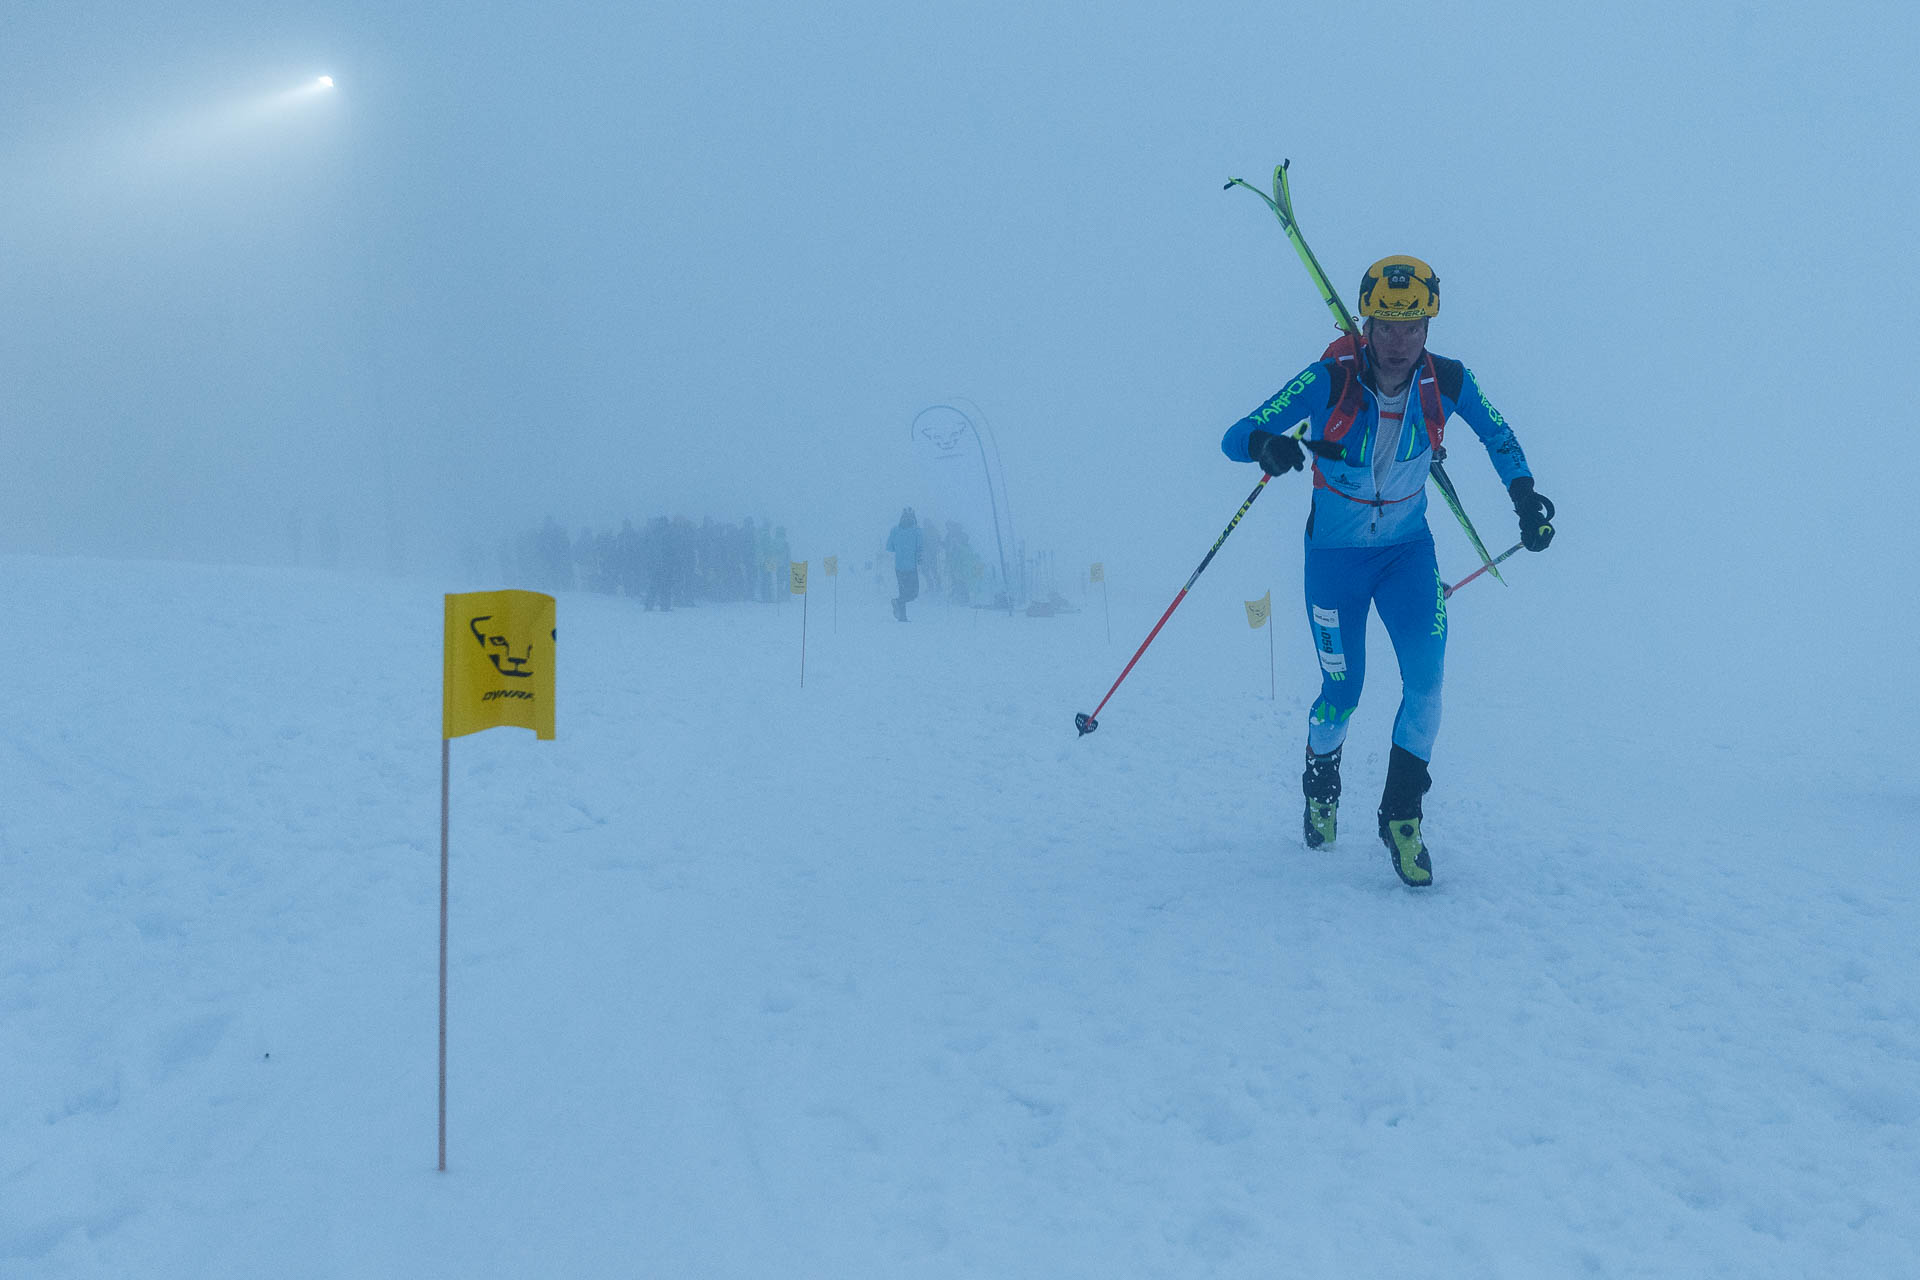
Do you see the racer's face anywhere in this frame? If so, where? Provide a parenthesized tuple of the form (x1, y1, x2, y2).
(1367, 317, 1428, 389)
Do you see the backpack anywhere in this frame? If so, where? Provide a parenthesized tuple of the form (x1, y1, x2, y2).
(1316, 333, 1445, 458)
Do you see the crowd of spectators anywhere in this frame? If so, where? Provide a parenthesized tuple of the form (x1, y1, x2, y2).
(504, 515, 794, 610)
(493, 511, 1019, 614)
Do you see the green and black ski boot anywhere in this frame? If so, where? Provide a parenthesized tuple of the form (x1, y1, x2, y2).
(1302, 744, 1341, 848)
(1380, 815, 1432, 887)
(1377, 745, 1434, 887)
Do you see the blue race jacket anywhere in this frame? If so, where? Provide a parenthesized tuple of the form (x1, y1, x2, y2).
(886, 523, 923, 573)
(1221, 352, 1532, 548)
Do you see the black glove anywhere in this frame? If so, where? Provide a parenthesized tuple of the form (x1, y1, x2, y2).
(1247, 429, 1305, 475)
(1509, 477, 1555, 551)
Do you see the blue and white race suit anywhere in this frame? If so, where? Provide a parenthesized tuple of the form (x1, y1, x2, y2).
(1221, 350, 1534, 760)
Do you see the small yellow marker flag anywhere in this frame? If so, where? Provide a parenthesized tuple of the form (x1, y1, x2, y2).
(1245, 591, 1272, 630)
(823, 555, 838, 577)
(790, 561, 809, 595)
(443, 590, 556, 740)
(1089, 562, 1105, 583)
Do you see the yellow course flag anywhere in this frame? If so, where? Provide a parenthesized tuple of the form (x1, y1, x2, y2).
(1090, 562, 1105, 583)
(823, 555, 838, 577)
(443, 590, 556, 741)
(790, 561, 809, 595)
(1245, 591, 1272, 630)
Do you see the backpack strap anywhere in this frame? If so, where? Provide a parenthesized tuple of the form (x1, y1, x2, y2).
(1312, 474, 1423, 508)
(1316, 337, 1447, 459)
(1415, 353, 1445, 451)
(1318, 333, 1367, 448)
(1308, 337, 1444, 505)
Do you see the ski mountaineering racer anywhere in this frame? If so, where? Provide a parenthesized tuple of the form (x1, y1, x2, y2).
(1219, 256, 1556, 887)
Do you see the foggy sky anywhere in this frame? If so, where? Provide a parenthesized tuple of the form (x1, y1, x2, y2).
(3, 0, 1914, 612)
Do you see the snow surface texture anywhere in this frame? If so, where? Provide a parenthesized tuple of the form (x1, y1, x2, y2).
(4, 552, 1914, 1278)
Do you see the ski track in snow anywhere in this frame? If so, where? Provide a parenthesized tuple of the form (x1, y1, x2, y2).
(3, 553, 1913, 1278)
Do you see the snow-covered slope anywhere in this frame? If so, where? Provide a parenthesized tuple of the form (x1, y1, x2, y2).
(5, 552, 1912, 1277)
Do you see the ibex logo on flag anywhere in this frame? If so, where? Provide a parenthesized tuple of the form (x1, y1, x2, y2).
(469, 614, 537, 679)
(444, 590, 557, 740)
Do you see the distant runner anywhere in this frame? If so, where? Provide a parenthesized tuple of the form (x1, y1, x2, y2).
(885, 507, 924, 622)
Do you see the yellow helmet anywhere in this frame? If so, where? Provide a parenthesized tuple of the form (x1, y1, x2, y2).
(1358, 256, 1440, 320)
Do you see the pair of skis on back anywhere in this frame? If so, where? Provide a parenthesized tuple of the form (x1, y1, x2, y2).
(1074, 163, 1518, 738)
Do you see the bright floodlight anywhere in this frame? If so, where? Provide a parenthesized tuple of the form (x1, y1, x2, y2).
(317, 76, 334, 88)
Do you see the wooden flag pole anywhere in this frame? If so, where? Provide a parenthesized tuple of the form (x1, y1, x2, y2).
(438, 735, 450, 1173)
(1102, 580, 1111, 645)
(1268, 613, 1276, 700)
(800, 585, 809, 687)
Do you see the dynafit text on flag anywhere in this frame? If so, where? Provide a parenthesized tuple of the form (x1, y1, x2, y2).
(443, 590, 556, 740)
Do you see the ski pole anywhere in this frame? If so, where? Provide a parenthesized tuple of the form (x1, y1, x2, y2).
(1075, 471, 1274, 736)
(1442, 493, 1552, 598)
(1443, 542, 1523, 599)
